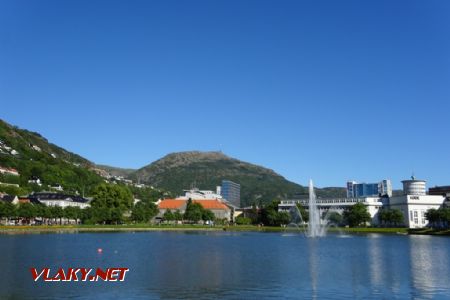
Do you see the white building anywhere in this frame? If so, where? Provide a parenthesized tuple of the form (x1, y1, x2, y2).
(0, 167, 19, 176)
(389, 195, 445, 228)
(29, 193, 90, 209)
(389, 177, 445, 228)
(278, 197, 385, 226)
(279, 177, 446, 229)
(182, 188, 223, 200)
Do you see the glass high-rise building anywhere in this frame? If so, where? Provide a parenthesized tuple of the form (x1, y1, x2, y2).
(346, 179, 392, 198)
(221, 180, 241, 207)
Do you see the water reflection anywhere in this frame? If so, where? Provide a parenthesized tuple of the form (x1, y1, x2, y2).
(307, 239, 319, 300)
(409, 236, 450, 298)
(0, 232, 449, 299)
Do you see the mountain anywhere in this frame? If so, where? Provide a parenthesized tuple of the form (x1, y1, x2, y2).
(95, 164, 136, 178)
(0, 119, 103, 195)
(1, 119, 346, 203)
(129, 151, 307, 207)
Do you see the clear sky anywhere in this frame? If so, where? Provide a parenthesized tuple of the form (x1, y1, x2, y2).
(1, 0, 449, 189)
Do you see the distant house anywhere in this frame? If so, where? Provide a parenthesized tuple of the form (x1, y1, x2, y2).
(30, 144, 42, 152)
(157, 198, 232, 221)
(0, 167, 19, 176)
(0, 195, 19, 205)
(28, 176, 42, 186)
(18, 197, 31, 204)
(28, 192, 90, 208)
(50, 184, 64, 191)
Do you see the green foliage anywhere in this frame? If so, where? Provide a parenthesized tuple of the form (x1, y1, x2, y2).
(326, 211, 344, 226)
(17, 203, 37, 219)
(296, 203, 309, 223)
(261, 200, 291, 226)
(0, 201, 16, 219)
(163, 209, 174, 222)
(343, 203, 371, 227)
(184, 200, 203, 223)
(426, 208, 450, 229)
(173, 210, 183, 221)
(202, 209, 215, 222)
(131, 200, 158, 223)
(87, 183, 133, 224)
(235, 216, 252, 225)
(0, 119, 104, 196)
(378, 209, 404, 227)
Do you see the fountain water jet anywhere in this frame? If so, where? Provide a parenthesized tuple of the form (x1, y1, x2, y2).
(307, 179, 327, 237)
(286, 180, 329, 237)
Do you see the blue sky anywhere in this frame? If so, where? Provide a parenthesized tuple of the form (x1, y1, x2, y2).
(1, 0, 449, 189)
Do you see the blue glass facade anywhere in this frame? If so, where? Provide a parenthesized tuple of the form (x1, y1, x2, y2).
(347, 180, 392, 198)
(221, 180, 241, 207)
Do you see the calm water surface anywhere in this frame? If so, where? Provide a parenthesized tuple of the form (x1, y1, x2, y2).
(0, 231, 449, 299)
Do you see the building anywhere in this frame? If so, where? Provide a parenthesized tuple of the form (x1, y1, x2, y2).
(28, 176, 42, 186)
(346, 179, 392, 198)
(388, 177, 445, 228)
(156, 198, 232, 221)
(428, 186, 450, 197)
(221, 180, 241, 207)
(278, 197, 385, 226)
(279, 177, 445, 229)
(0, 167, 19, 176)
(181, 188, 223, 200)
(0, 194, 19, 205)
(28, 192, 91, 209)
(402, 178, 426, 195)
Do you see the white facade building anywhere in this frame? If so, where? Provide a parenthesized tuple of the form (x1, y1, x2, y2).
(182, 188, 223, 200)
(278, 197, 385, 226)
(29, 193, 91, 209)
(389, 194, 445, 228)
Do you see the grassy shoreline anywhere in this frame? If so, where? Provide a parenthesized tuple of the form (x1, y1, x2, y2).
(0, 224, 411, 234)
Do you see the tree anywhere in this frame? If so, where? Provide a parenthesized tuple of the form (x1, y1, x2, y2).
(390, 209, 404, 227)
(50, 206, 64, 225)
(277, 211, 291, 226)
(326, 211, 343, 226)
(296, 203, 309, 223)
(202, 209, 215, 222)
(163, 209, 174, 223)
(425, 208, 439, 228)
(17, 203, 37, 224)
(426, 208, 450, 229)
(91, 183, 133, 224)
(343, 203, 371, 227)
(64, 206, 82, 224)
(184, 200, 203, 223)
(173, 210, 183, 222)
(0, 202, 17, 224)
(235, 216, 252, 225)
(131, 201, 158, 223)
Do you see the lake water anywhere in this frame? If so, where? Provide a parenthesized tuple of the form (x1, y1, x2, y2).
(0, 231, 449, 299)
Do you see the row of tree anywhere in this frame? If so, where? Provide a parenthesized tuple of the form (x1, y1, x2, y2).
(425, 208, 450, 229)
(236, 201, 374, 227)
(378, 208, 404, 227)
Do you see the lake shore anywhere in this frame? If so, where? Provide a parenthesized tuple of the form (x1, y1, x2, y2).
(0, 224, 411, 234)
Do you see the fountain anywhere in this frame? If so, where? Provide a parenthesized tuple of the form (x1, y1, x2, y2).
(307, 179, 327, 237)
(288, 179, 328, 237)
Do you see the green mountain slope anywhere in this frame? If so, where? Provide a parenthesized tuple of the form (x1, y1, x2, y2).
(129, 151, 308, 207)
(0, 119, 103, 195)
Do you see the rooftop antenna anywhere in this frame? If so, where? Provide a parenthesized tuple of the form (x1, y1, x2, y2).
(411, 171, 415, 180)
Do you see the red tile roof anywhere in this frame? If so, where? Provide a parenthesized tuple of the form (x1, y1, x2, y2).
(193, 199, 229, 210)
(158, 199, 230, 210)
(158, 199, 186, 209)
